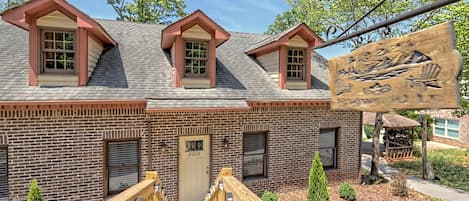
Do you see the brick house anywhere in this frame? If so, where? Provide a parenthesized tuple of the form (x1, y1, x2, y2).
(0, 1, 362, 200)
(425, 110, 469, 148)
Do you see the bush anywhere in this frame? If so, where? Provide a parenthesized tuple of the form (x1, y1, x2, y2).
(27, 179, 43, 201)
(390, 173, 408, 197)
(308, 151, 329, 201)
(261, 190, 278, 201)
(364, 125, 374, 139)
(338, 182, 356, 201)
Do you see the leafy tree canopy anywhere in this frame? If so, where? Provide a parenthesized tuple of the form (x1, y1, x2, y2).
(268, 0, 468, 115)
(0, 0, 27, 12)
(107, 0, 186, 24)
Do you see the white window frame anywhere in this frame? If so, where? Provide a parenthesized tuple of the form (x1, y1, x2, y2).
(433, 118, 460, 139)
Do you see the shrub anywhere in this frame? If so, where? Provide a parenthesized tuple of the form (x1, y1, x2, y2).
(364, 125, 374, 139)
(261, 190, 278, 201)
(390, 173, 408, 197)
(308, 151, 329, 201)
(27, 179, 43, 201)
(338, 182, 356, 201)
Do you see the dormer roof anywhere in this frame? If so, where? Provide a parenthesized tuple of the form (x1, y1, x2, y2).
(246, 23, 323, 55)
(161, 9, 230, 49)
(1, 0, 116, 45)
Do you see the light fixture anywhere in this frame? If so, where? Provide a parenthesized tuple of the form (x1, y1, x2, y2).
(223, 137, 229, 149)
(154, 183, 159, 193)
(160, 141, 168, 154)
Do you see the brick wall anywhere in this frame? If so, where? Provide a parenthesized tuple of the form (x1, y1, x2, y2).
(149, 106, 361, 200)
(424, 109, 469, 148)
(0, 104, 361, 201)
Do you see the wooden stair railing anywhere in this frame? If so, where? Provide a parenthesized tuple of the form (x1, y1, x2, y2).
(108, 171, 166, 201)
(204, 168, 262, 201)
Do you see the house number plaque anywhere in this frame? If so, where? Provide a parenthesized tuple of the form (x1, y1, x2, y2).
(328, 22, 462, 112)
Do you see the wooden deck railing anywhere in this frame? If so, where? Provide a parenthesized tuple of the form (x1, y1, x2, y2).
(204, 168, 262, 201)
(108, 171, 166, 201)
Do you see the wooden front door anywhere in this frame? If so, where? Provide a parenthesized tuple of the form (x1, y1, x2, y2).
(179, 135, 210, 201)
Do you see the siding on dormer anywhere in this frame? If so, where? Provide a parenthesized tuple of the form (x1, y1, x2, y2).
(257, 50, 280, 83)
(88, 36, 103, 78)
(182, 25, 211, 40)
(37, 11, 76, 29)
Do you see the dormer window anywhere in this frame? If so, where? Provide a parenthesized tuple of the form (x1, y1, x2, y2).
(161, 10, 230, 89)
(184, 40, 208, 77)
(246, 23, 324, 90)
(1, 0, 116, 87)
(287, 48, 305, 80)
(42, 30, 76, 73)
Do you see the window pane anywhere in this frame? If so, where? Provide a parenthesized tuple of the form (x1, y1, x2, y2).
(200, 67, 206, 74)
(319, 148, 334, 168)
(447, 129, 459, 138)
(243, 154, 264, 177)
(45, 61, 55, 69)
(44, 32, 53, 40)
(0, 149, 7, 200)
(108, 166, 138, 192)
(107, 141, 139, 194)
(447, 120, 459, 130)
(434, 118, 445, 127)
(244, 134, 265, 154)
(44, 41, 54, 49)
(55, 32, 64, 41)
(320, 129, 336, 148)
(434, 127, 445, 136)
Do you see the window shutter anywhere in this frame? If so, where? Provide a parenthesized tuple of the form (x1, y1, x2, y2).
(107, 141, 139, 193)
(0, 149, 7, 199)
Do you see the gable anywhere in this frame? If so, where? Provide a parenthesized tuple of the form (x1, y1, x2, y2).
(37, 11, 76, 29)
(182, 25, 211, 40)
(289, 35, 308, 48)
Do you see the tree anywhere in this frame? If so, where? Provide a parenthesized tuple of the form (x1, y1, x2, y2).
(27, 179, 43, 201)
(267, 0, 436, 49)
(107, 0, 186, 24)
(308, 152, 329, 201)
(416, 1, 469, 116)
(0, 0, 27, 12)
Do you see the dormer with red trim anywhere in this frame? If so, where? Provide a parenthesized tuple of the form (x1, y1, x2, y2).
(246, 23, 323, 90)
(162, 10, 230, 88)
(1, 0, 116, 87)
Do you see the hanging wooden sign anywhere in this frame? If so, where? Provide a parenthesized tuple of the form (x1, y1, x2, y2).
(328, 22, 462, 112)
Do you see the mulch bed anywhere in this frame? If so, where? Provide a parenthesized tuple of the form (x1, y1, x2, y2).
(278, 182, 435, 201)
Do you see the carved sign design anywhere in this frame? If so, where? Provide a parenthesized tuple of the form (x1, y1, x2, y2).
(329, 22, 462, 112)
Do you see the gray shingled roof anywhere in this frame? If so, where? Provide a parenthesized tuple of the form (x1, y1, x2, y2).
(246, 23, 303, 53)
(0, 19, 330, 108)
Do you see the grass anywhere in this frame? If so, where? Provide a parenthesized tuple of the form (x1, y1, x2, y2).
(390, 148, 469, 191)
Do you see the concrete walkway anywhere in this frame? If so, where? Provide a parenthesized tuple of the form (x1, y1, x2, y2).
(361, 154, 469, 201)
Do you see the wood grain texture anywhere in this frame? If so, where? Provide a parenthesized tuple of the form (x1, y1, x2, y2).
(329, 22, 462, 112)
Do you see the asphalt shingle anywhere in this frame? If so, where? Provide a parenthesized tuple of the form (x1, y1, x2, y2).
(0, 19, 331, 107)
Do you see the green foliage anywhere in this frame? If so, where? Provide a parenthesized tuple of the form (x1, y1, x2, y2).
(338, 182, 356, 201)
(390, 148, 469, 191)
(261, 190, 279, 201)
(107, 0, 186, 24)
(364, 125, 374, 139)
(27, 179, 43, 201)
(0, 0, 27, 12)
(267, 0, 435, 49)
(398, 110, 434, 140)
(308, 152, 329, 201)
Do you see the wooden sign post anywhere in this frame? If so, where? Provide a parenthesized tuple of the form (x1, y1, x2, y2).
(329, 22, 462, 112)
(328, 22, 462, 181)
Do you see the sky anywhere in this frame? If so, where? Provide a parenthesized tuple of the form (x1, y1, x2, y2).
(67, 0, 350, 58)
